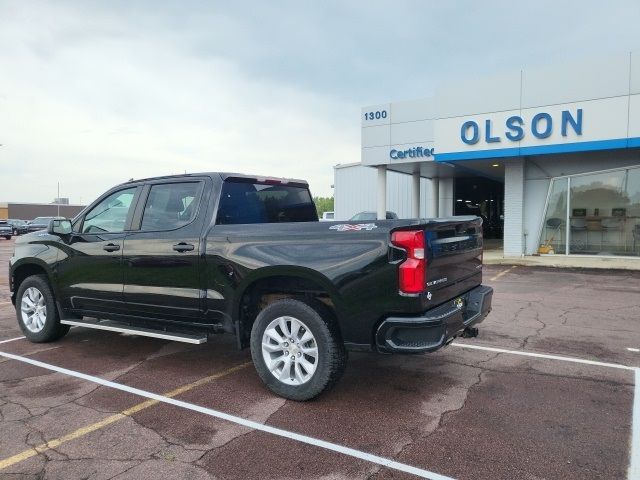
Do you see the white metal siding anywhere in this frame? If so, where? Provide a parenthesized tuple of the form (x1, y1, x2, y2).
(504, 159, 525, 256)
(334, 164, 432, 220)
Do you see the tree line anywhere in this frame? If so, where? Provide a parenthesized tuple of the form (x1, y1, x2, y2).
(313, 196, 334, 217)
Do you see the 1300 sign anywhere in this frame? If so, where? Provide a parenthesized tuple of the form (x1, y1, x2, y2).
(364, 110, 387, 121)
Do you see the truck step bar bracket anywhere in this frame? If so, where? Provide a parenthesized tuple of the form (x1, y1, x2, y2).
(60, 319, 208, 344)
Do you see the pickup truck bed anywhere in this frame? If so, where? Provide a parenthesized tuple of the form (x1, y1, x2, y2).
(209, 217, 487, 351)
(9, 172, 492, 400)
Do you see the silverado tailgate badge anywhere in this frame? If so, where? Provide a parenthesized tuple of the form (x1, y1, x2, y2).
(329, 223, 377, 232)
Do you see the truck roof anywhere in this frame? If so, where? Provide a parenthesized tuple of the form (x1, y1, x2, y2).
(124, 172, 309, 187)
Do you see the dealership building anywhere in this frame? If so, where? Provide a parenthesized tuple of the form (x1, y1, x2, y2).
(334, 51, 640, 258)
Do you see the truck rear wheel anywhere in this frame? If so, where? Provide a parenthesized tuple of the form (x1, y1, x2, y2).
(250, 298, 346, 401)
(16, 274, 70, 343)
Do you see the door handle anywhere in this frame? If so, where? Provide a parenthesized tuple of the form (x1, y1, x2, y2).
(173, 242, 195, 252)
(103, 243, 120, 252)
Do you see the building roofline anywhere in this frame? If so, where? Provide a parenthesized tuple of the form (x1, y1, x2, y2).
(333, 162, 365, 170)
(2, 202, 86, 207)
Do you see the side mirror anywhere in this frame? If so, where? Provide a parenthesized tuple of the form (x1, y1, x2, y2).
(48, 219, 72, 235)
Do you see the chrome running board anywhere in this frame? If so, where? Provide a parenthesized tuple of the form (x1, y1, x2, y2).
(60, 319, 208, 344)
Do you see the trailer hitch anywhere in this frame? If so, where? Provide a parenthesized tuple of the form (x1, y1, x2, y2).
(462, 327, 479, 338)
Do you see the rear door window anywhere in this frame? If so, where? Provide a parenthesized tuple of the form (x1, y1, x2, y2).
(140, 182, 202, 231)
(216, 180, 318, 224)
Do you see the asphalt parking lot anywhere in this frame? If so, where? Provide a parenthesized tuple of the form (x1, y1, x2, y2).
(1, 237, 640, 480)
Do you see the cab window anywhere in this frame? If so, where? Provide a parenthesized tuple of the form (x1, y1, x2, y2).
(140, 182, 201, 231)
(216, 180, 317, 224)
(82, 188, 137, 234)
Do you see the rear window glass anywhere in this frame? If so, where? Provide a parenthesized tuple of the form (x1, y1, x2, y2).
(216, 180, 318, 225)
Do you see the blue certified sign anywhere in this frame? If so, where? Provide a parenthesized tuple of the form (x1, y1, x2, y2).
(460, 109, 583, 145)
(390, 146, 435, 160)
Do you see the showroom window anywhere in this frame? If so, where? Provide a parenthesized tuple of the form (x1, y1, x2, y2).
(538, 166, 640, 256)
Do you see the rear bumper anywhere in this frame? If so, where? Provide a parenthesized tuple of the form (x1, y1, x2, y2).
(375, 284, 493, 353)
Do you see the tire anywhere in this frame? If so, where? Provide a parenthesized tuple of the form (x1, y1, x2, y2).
(4, 236, 10, 240)
(250, 298, 347, 401)
(16, 274, 70, 343)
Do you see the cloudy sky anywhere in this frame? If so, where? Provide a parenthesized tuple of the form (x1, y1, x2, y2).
(1, 1, 639, 204)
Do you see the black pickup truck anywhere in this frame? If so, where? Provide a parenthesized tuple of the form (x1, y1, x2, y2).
(9, 173, 492, 400)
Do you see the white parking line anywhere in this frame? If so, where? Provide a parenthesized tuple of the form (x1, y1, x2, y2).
(629, 370, 640, 480)
(2, 337, 638, 478)
(0, 350, 455, 480)
(449, 342, 639, 479)
(451, 342, 636, 371)
(0, 336, 25, 345)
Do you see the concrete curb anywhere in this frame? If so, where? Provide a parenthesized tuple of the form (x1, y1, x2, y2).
(484, 251, 640, 271)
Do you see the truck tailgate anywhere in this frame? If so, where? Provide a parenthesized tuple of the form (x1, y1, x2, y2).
(424, 217, 483, 305)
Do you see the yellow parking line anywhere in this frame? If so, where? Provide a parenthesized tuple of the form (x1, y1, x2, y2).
(489, 265, 517, 281)
(0, 361, 252, 470)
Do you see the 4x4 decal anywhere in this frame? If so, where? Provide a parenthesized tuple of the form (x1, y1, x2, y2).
(329, 223, 377, 232)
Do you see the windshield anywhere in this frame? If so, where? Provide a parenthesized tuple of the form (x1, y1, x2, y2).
(31, 217, 53, 224)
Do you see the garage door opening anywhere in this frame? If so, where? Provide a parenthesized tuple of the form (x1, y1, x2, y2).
(454, 177, 504, 241)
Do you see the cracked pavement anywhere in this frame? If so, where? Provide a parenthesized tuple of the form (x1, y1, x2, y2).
(1, 237, 639, 479)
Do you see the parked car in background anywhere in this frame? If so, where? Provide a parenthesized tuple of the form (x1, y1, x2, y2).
(320, 211, 334, 221)
(350, 211, 398, 221)
(0, 220, 12, 240)
(7, 219, 28, 236)
(25, 217, 63, 233)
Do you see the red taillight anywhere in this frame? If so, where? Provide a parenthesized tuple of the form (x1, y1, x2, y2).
(391, 230, 426, 294)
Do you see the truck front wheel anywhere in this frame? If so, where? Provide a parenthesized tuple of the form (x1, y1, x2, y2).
(250, 298, 346, 401)
(16, 274, 70, 343)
